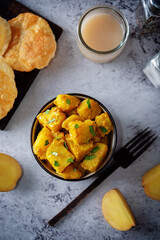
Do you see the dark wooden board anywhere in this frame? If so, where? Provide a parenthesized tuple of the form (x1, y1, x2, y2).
(0, 0, 63, 130)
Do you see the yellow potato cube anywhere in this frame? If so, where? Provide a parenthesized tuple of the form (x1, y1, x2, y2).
(77, 98, 101, 120)
(74, 162, 86, 175)
(66, 108, 78, 117)
(58, 163, 83, 180)
(37, 107, 66, 133)
(33, 127, 53, 160)
(100, 134, 109, 145)
(65, 134, 94, 162)
(52, 131, 65, 140)
(62, 115, 84, 130)
(93, 126, 102, 142)
(54, 94, 80, 112)
(46, 139, 75, 173)
(81, 143, 108, 172)
(95, 112, 113, 137)
(68, 119, 97, 144)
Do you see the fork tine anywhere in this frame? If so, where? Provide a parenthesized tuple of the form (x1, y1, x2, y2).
(125, 128, 149, 148)
(130, 133, 155, 154)
(133, 136, 158, 159)
(126, 128, 152, 150)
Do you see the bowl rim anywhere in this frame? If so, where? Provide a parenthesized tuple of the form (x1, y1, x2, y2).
(30, 93, 117, 181)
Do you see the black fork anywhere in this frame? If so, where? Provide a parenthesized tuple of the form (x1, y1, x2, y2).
(115, 128, 157, 168)
(48, 128, 157, 227)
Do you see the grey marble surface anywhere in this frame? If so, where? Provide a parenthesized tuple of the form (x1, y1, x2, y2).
(0, 0, 160, 239)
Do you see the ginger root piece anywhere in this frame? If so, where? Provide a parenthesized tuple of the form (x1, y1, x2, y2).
(0, 153, 22, 192)
(142, 164, 160, 201)
(102, 189, 136, 231)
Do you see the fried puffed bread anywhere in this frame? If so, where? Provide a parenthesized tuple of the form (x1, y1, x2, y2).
(0, 16, 11, 55)
(0, 56, 17, 120)
(4, 13, 56, 72)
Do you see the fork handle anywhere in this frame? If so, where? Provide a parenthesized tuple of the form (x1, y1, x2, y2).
(114, 149, 131, 168)
(48, 160, 120, 226)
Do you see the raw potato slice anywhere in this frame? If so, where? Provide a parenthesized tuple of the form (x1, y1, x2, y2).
(0, 17, 11, 55)
(0, 153, 22, 192)
(142, 164, 160, 201)
(102, 189, 136, 231)
(0, 56, 17, 119)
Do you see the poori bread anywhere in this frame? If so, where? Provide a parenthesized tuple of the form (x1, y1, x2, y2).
(0, 16, 11, 55)
(0, 56, 17, 120)
(4, 13, 57, 72)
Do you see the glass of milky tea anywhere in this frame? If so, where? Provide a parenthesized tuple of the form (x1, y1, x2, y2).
(77, 5, 129, 63)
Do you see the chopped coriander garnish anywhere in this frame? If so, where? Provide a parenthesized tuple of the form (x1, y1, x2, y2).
(55, 136, 61, 140)
(47, 118, 56, 124)
(44, 140, 49, 146)
(89, 126, 96, 136)
(85, 155, 96, 160)
(91, 146, 99, 153)
(74, 124, 79, 129)
(64, 141, 68, 149)
(86, 98, 91, 109)
(51, 151, 58, 156)
(73, 168, 77, 171)
(66, 99, 71, 105)
(99, 126, 108, 133)
(54, 161, 60, 167)
(44, 109, 50, 114)
(67, 157, 74, 163)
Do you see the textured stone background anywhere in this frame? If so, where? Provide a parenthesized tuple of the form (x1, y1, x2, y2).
(0, 0, 160, 239)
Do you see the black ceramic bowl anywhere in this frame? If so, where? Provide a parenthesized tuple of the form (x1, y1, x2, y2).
(31, 93, 117, 181)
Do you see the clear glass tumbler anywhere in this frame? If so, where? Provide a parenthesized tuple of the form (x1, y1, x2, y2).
(77, 5, 129, 63)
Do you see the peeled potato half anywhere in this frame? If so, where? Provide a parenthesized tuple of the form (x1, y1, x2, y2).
(0, 153, 22, 192)
(142, 164, 160, 201)
(102, 188, 136, 231)
(0, 16, 11, 55)
(0, 56, 17, 120)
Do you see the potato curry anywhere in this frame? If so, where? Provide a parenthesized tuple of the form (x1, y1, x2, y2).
(33, 94, 113, 179)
